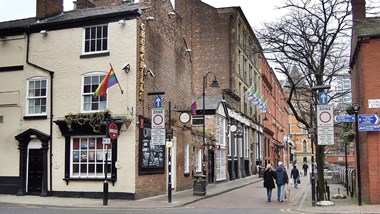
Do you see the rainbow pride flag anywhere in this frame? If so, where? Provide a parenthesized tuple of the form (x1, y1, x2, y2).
(191, 99, 198, 115)
(94, 65, 119, 96)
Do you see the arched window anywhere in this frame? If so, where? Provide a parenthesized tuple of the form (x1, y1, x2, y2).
(303, 139, 307, 152)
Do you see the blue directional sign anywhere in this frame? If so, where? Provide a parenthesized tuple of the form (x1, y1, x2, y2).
(359, 125, 380, 131)
(319, 92, 328, 105)
(358, 114, 380, 125)
(154, 95, 162, 108)
(334, 115, 355, 123)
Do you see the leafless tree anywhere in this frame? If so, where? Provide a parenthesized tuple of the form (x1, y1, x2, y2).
(256, 0, 353, 201)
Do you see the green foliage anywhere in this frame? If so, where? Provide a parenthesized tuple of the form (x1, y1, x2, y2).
(64, 110, 110, 133)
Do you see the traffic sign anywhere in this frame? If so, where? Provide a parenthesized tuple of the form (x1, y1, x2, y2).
(359, 125, 380, 131)
(334, 115, 355, 123)
(319, 92, 329, 105)
(151, 128, 166, 145)
(154, 95, 162, 108)
(108, 122, 119, 139)
(152, 108, 165, 129)
(317, 105, 334, 127)
(317, 126, 334, 145)
(358, 114, 380, 125)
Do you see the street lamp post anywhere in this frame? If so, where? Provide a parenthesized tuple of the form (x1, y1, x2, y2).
(257, 114, 267, 178)
(202, 72, 220, 177)
(353, 103, 362, 206)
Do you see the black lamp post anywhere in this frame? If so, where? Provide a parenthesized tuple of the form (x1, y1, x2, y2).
(352, 103, 362, 206)
(258, 114, 268, 178)
(202, 72, 219, 176)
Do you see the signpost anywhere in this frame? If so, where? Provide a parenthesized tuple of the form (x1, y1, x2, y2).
(319, 92, 328, 105)
(334, 115, 355, 123)
(359, 125, 380, 131)
(358, 114, 380, 125)
(152, 108, 165, 129)
(108, 122, 119, 139)
(317, 104, 334, 145)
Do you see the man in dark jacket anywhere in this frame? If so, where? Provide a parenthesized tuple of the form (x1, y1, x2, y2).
(290, 165, 300, 188)
(275, 161, 288, 202)
(303, 162, 309, 176)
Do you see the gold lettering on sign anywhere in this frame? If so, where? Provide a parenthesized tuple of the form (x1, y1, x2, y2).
(139, 23, 146, 100)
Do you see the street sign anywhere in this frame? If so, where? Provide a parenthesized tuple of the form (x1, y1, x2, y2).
(368, 99, 380, 108)
(358, 114, 380, 125)
(319, 92, 329, 105)
(318, 126, 334, 145)
(154, 95, 162, 108)
(317, 105, 334, 127)
(151, 128, 166, 145)
(334, 115, 355, 123)
(108, 122, 119, 139)
(359, 125, 380, 131)
(152, 108, 165, 129)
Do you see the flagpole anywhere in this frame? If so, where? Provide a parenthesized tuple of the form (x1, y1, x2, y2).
(109, 63, 124, 94)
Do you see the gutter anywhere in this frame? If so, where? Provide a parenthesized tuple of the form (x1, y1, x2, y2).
(26, 30, 55, 196)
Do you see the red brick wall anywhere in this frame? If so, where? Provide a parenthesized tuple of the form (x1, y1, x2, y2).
(134, 0, 194, 199)
(351, 37, 380, 204)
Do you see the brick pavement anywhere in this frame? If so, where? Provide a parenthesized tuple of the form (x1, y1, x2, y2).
(0, 173, 379, 213)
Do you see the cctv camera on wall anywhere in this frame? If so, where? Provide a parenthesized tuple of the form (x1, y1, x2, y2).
(144, 69, 155, 77)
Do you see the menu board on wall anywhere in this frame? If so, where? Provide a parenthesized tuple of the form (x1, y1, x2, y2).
(139, 124, 165, 174)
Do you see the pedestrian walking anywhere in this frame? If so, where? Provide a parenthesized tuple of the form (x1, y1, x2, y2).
(290, 165, 300, 188)
(302, 162, 309, 176)
(275, 161, 288, 202)
(263, 164, 276, 202)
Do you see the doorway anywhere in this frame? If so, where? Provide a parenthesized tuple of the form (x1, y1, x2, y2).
(27, 149, 43, 194)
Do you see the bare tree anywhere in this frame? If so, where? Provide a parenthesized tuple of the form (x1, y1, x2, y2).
(256, 0, 353, 201)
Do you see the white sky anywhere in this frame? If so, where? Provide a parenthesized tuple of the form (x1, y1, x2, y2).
(0, 0, 284, 29)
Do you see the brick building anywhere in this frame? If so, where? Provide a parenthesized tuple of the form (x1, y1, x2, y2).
(350, 0, 380, 204)
(0, 0, 194, 199)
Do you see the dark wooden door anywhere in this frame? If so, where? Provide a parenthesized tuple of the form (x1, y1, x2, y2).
(28, 149, 42, 194)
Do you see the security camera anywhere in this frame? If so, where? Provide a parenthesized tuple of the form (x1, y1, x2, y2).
(144, 69, 155, 77)
(122, 63, 130, 73)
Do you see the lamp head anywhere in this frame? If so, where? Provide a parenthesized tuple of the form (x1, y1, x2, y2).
(210, 80, 220, 87)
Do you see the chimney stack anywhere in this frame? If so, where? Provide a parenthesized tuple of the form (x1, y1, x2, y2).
(352, 0, 366, 21)
(36, 0, 64, 20)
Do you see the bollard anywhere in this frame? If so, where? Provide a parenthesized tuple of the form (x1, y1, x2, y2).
(327, 186, 330, 201)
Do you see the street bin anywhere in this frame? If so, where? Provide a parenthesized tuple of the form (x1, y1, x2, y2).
(193, 175, 207, 196)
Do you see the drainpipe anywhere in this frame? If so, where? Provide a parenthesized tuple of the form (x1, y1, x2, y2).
(26, 30, 55, 196)
(229, 15, 233, 90)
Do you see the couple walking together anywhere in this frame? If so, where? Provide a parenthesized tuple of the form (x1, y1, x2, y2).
(263, 162, 288, 202)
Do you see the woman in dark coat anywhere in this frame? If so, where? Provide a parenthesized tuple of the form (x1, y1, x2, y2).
(263, 163, 277, 202)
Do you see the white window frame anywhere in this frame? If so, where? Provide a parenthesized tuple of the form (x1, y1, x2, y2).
(26, 77, 48, 116)
(184, 144, 189, 174)
(196, 149, 202, 173)
(216, 149, 226, 181)
(82, 24, 109, 55)
(81, 72, 107, 113)
(70, 136, 111, 178)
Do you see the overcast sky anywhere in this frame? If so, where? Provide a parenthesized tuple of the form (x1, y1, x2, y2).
(0, 0, 284, 29)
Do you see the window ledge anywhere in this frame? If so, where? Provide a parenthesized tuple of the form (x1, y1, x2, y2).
(24, 115, 48, 120)
(63, 177, 116, 185)
(80, 52, 110, 59)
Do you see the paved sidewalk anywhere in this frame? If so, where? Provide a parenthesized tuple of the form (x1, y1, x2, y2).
(0, 175, 261, 209)
(1, 173, 380, 213)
